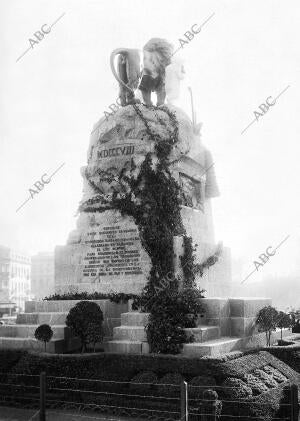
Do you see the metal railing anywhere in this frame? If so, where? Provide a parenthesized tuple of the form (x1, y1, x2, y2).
(0, 372, 298, 421)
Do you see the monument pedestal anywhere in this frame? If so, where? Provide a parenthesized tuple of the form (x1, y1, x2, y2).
(0, 297, 292, 355)
(106, 297, 292, 356)
(55, 205, 231, 296)
(54, 103, 230, 296)
(0, 300, 129, 353)
(55, 210, 152, 295)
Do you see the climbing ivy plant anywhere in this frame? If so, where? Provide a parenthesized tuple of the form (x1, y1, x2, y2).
(181, 237, 223, 286)
(82, 104, 217, 353)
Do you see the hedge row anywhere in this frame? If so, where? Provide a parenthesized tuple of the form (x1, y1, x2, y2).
(221, 382, 292, 420)
(44, 291, 138, 304)
(6, 350, 246, 382)
(219, 350, 300, 383)
(2, 349, 298, 384)
(0, 350, 26, 374)
(0, 349, 299, 421)
(264, 342, 300, 373)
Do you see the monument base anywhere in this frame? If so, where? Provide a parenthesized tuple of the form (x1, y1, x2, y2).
(55, 210, 152, 295)
(54, 205, 232, 297)
(0, 299, 129, 353)
(105, 297, 292, 356)
(0, 297, 294, 356)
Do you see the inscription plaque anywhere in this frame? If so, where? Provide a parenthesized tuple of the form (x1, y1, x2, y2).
(55, 210, 151, 294)
(82, 225, 143, 279)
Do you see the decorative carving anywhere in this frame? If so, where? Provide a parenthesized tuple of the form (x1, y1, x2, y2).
(179, 172, 204, 211)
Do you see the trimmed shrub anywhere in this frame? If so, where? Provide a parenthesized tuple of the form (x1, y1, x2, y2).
(2, 348, 299, 421)
(201, 351, 243, 363)
(222, 377, 253, 400)
(202, 389, 223, 417)
(253, 369, 278, 388)
(256, 306, 278, 346)
(218, 350, 298, 384)
(157, 372, 184, 397)
(222, 351, 244, 361)
(292, 320, 300, 333)
(263, 365, 288, 383)
(44, 291, 138, 303)
(266, 343, 300, 373)
(129, 371, 158, 394)
(34, 324, 53, 352)
(146, 318, 188, 355)
(188, 375, 216, 399)
(278, 339, 294, 346)
(9, 352, 213, 382)
(243, 373, 269, 395)
(249, 384, 290, 421)
(276, 311, 292, 341)
(66, 301, 103, 352)
(145, 285, 203, 354)
(86, 322, 104, 352)
(8, 349, 297, 387)
(0, 350, 26, 375)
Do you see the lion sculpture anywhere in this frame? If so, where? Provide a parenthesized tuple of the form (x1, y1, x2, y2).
(110, 38, 174, 107)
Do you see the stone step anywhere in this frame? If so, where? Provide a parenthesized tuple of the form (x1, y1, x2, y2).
(105, 339, 149, 354)
(25, 300, 128, 317)
(113, 326, 147, 341)
(0, 337, 81, 353)
(0, 324, 72, 340)
(16, 312, 68, 325)
(25, 301, 77, 313)
(121, 312, 150, 327)
(183, 336, 243, 357)
(16, 313, 122, 337)
(184, 325, 220, 342)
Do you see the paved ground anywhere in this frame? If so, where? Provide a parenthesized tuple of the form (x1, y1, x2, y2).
(0, 407, 142, 421)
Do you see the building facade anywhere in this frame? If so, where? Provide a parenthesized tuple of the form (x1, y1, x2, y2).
(31, 252, 54, 299)
(0, 246, 31, 311)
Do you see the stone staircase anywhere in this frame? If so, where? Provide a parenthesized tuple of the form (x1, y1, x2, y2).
(184, 325, 221, 342)
(0, 324, 71, 340)
(106, 312, 150, 354)
(16, 312, 69, 325)
(183, 337, 244, 356)
(0, 299, 128, 353)
(1, 297, 285, 356)
(105, 311, 223, 355)
(0, 306, 80, 352)
(106, 298, 276, 356)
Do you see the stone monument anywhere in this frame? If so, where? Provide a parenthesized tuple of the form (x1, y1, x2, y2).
(55, 38, 231, 297)
(0, 38, 285, 356)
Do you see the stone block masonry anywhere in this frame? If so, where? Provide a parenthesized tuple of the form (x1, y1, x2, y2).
(55, 210, 152, 294)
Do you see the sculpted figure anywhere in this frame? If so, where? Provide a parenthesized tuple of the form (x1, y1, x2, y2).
(110, 38, 173, 107)
(138, 38, 173, 106)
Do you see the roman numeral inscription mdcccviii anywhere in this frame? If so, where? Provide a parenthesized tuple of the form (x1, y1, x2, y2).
(97, 145, 135, 159)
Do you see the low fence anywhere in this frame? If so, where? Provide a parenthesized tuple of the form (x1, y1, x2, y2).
(187, 384, 298, 421)
(0, 372, 298, 421)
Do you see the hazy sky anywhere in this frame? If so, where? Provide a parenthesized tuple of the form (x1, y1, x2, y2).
(0, 0, 299, 292)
